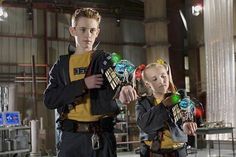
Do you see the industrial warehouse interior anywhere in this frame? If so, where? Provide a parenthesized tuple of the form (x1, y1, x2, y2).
(0, 0, 236, 157)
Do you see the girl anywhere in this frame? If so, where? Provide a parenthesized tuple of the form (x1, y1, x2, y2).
(135, 60, 197, 157)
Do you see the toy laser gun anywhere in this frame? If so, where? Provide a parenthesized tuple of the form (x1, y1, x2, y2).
(164, 92, 181, 105)
(172, 91, 194, 122)
(170, 93, 181, 104)
(102, 52, 135, 90)
(168, 89, 200, 123)
(114, 60, 135, 83)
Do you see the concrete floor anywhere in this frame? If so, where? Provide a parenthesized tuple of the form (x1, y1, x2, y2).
(38, 148, 234, 157)
(117, 149, 235, 157)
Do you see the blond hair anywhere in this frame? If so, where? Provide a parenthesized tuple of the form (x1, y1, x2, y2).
(142, 62, 176, 93)
(71, 8, 101, 27)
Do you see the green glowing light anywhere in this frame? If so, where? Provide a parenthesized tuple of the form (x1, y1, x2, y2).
(171, 93, 181, 105)
(111, 53, 122, 64)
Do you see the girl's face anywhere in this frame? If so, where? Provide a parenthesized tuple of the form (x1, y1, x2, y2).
(145, 65, 169, 95)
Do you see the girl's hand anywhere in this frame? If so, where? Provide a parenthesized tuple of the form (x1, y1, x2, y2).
(183, 122, 197, 136)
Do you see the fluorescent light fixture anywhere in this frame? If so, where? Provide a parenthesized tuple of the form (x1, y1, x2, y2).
(179, 10, 188, 31)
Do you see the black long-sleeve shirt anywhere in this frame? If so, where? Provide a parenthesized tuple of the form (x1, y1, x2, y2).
(136, 96, 187, 142)
(44, 50, 120, 116)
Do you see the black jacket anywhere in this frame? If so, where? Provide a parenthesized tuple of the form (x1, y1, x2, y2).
(136, 96, 187, 142)
(43, 50, 120, 116)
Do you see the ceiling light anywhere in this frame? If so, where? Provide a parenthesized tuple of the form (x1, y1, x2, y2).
(0, 7, 3, 16)
(3, 11, 8, 18)
(0, 7, 8, 20)
(192, 4, 203, 16)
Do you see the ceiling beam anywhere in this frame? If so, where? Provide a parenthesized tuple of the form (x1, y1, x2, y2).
(2, 0, 144, 20)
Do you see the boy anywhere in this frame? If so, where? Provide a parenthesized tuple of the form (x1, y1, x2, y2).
(44, 8, 136, 157)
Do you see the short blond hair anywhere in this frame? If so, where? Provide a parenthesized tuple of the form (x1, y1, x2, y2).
(142, 62, 176, 93)
(71, 8, 101, 27)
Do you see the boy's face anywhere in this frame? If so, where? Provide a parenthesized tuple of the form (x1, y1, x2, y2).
(70, 17, 100, 52)
(145, 66, 169, 95)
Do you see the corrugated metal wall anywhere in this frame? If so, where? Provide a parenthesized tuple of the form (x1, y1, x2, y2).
(144, 0, 169, 63)
(98, 17, 123, 53)
(121, 19, 145, 66)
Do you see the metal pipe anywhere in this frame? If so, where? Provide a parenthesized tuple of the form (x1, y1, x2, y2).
(0, 63, 48, 67)
(32, 55, 37, 119)
(15, 76, 47, 80)
(0, 34, 35, 38)
(0, 34, 145, 47)
(44, 10, 49, 84)
(30, 120, 41, 156)
(55, 12, 58, 39)
(18, 64, 48, 67)
(15, 80, 47, 83)
(32, 5, 35, 37)
(0, 80, 46, 83)
(0, 75, 47, 80)
(0, 72, 45, 76)
(116, 141, 140, 144)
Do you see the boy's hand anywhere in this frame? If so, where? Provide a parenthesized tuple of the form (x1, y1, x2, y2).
(119, 85, 138, 104)
(84, 74, 103, 89)
(183, 122, 197, 136)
